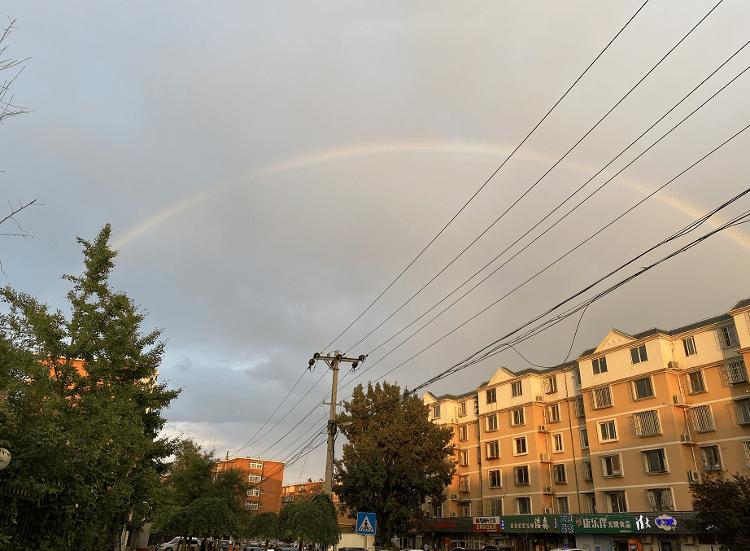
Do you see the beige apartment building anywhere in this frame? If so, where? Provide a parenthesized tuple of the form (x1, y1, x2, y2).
(422, 298, 750, 550)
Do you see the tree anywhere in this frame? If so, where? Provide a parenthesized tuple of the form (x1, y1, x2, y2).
(334, 382, 454, 545)
(0, 225, 178, 550)
(690, 473, 750, 550)
(153, 440, 248, 546)
(279, 494, 340, 549)
(246, 512, 280, 546)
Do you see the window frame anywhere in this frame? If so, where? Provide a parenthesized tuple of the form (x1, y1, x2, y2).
(552, 432, 564, 453)
(459, 449, 469, 467)
(645, 487, 674, 512)
(633, 409, 662, 437)
(632, 376, 655, 400)
(485, 440, 500, 460)
(488, 469, 502, 488)
(683, 335, 697, 356)
(690, 405, 715, 433)
(630, 344, 648, 364)
(720, 325, 738, 348)
(511, 407, 526, 426)
(486, 387, 497, 404)
(547, 403, 561, 423)
(642, 448, 668, 474)
(553, 463, 567, 484)
(556, 495, 570, 514)
(592, 385, 613, 409)
(458, 424, 469, 441)
(513, 436, 528, 456)
(734, 398, 750, 425)
(514, 465, 530, 486)
(601, 453, 623, 478)
(592, 356, 608, 375)
(486, 413, 498, 432)
(606, 491, 628, 513)
(700, 445, 722, 472)
(515, 496, 531, 514)
(688, 370, 706, 394)
(511, 380, 523, 397)
(582, 459, 593, 482)
(598, 419, 618, 443)
(545, 375, 558, 394)
(580, 427, 589, 449)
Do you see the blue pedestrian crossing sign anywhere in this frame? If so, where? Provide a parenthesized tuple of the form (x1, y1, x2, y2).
(356, 512, 377, 535)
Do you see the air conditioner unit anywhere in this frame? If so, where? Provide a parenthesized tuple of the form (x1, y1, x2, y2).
(680, 433, 694, 444)
(450, 493, 459, 500)
(668, 360, 680, 370)
(672, 394, 688, 407)
(537, 424, 547, 432)
(540, 453, 551, 463)
(451, 418, 459, 424)
(450, 512, 457, 518)
(543, 507, 553, 514)
(543, 485, 553, 494)
(535, 395, 544, 402)
(688, 470, 700, 482)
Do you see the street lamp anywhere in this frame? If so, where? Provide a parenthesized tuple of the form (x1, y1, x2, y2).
(0, 448, 10, 471)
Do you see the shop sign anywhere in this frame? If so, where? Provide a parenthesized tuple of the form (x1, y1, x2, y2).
(500, 514, 573, 533)
(472, 516, 500, 532)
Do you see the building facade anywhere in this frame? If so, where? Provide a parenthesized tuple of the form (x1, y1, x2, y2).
(281, 480, 325, 504)
(422, 298, 750, 550)
(215, 457, 285, 514)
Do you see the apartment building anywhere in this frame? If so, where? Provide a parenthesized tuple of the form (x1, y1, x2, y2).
(215, 457, 284, 514)
(421, 298, 750, 551)
(281, 479, 325, 504)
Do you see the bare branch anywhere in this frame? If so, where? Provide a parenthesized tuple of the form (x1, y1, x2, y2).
(0, 197, 36, 229)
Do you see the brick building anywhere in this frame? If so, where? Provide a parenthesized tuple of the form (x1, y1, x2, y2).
(216, 457, 284, 514)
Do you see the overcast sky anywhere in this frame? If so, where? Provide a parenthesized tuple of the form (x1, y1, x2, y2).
(3, 0, 750, 484)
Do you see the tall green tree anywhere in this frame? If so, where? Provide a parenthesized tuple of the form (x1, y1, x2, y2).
(245, 512, 280, 546)
(153, 440, 248, 544)
(0, 225, 179, 550)
(334, 382, 454, 545)
(690, 473, 750, 550)
(279, 494, 340, 549)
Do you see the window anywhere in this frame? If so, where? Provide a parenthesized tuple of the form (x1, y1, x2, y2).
(486, 440, 500, 460)
(683, 336, 697, 356)
(735, 398, 750, 425)
(743, 441, 750, 464)
(633, 410, 661, 437)
(599, 419, 617, 442)
(726, 359, 748, 384)
(511, 407, 525, 426)
(459, 450, 469, 466)
(633, 377, 654, 400)
(248, 474, 262, 483)
(580, 427, 589, 449)
(545, 375, 558, 394)
(488, 469, 502, 488)
(514, 436, 527, 455)
(459, 475, 470, 493)
(606, 491, 627, 513)
(514, 466, 530, 485)
(643, 449, 667, 474)
(646, 488, 674, 512)
(432, 404, 441, 418)
(630, 344, 648, 364)
(249, 461, 264, 470)
(688, 370, 706, 393)
(602, 454, 623, 477)
(700, 445, 722, 471)
(547, 403, 560, 423)
(583, 459, 593, 482)
(433, 504, 443, 518)
(461, 502, 471, 517)
(584, 492, 597, 513)
(247, 488, 261, 497)
(486, 414, 498, 432)
(575, 395, 585, 417)
(556, 496, 570, 514)
(488, 499, 502, 516)
(511, 380, 523, 397)
(486, 388, 496, 403)
(719, 325, 738, 348)
(592, 386, 613, 409)
(592, 356, 608, 375)
(458, 424, 468, 441)
(690, 405, 715, 432)
(573, 367, 581, 387)
(516, 496, 531, 514)
(458, 401, 467, 417)
(553, 464, 567, 484)
(245, 501, 259, 510)
(552, 433, 564, 453)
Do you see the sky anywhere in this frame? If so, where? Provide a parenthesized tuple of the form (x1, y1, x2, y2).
(2, 0, 750, 484)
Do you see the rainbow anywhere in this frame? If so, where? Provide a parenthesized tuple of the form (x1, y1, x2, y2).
(114, 140, 750, 251)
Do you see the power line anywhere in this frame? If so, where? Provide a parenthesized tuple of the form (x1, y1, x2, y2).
(341, 0, 723, 357)
(350, 44, 750, 371)
(319, 0, 650, 352)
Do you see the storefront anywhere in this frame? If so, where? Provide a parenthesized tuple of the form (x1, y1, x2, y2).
(419, 512, 700, 551)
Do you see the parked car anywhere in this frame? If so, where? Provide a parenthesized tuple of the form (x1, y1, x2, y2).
(158, 537, 202, 551)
